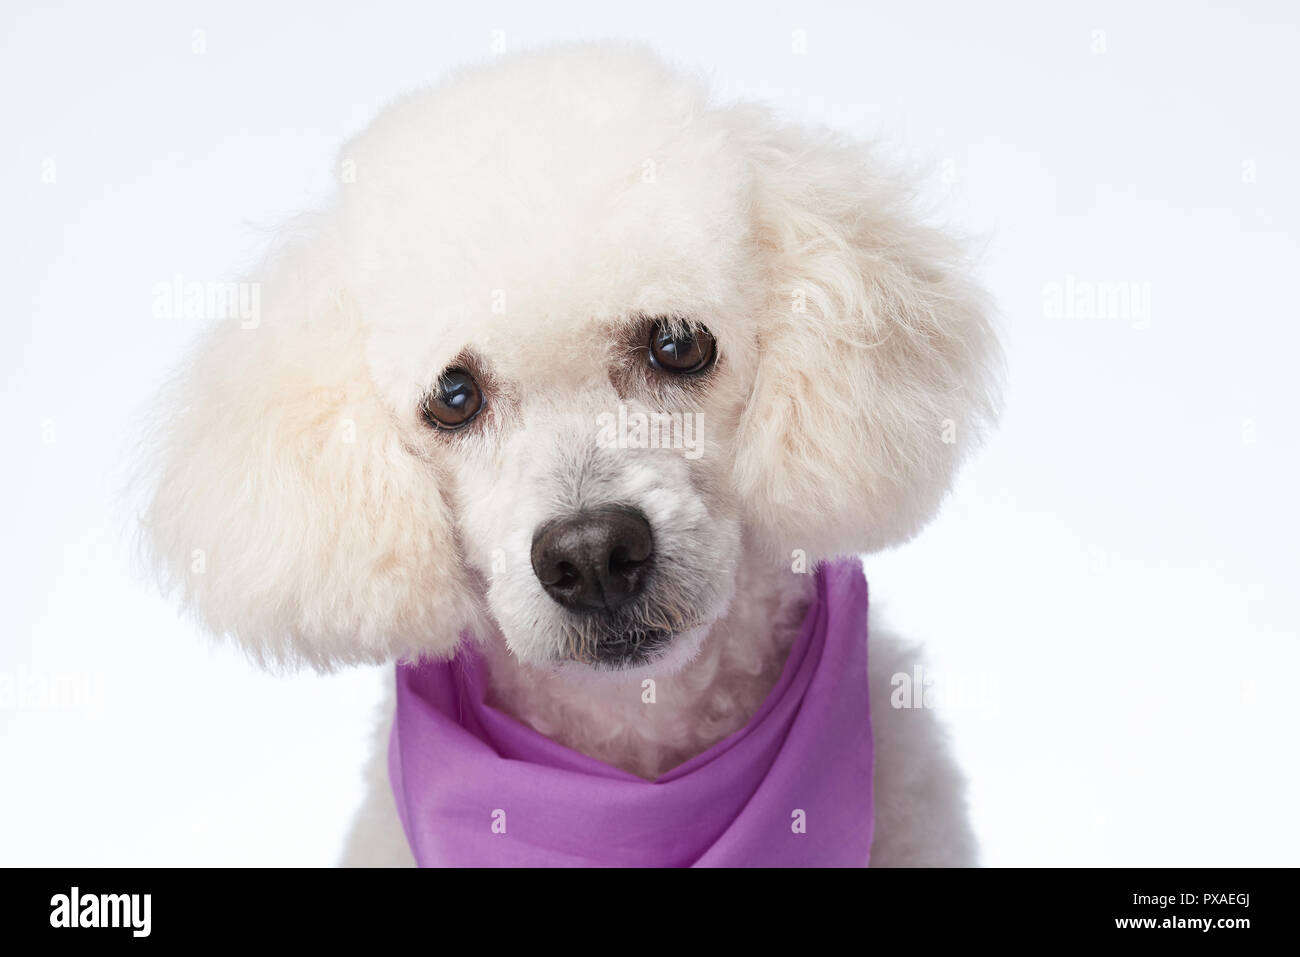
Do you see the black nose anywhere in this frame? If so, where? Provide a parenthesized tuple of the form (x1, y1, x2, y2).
(530, 507, 654, 612)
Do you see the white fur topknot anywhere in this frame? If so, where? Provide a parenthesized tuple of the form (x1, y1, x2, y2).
(141, 41, 1000, 675)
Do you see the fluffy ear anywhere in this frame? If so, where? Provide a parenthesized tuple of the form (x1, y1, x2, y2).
(139, 219, 478, 670)
(732, 110, 1002, 560)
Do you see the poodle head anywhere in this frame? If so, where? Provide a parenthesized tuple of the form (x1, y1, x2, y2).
(141, 43, 1000, 671)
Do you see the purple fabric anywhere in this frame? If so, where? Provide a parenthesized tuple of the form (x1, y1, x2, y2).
(388, 558, 873, 867)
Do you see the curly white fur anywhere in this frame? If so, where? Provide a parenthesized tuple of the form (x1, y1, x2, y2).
(139, 41, 1000, 866)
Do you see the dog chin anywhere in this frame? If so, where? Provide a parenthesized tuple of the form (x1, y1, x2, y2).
(546, 622, 714, 682)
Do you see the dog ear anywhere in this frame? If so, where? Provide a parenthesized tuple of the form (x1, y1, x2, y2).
(731, 110, 1002, 561)
(139, 218, 479, 669)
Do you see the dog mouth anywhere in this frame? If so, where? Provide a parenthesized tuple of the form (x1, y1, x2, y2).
(560, 625, 676, 670)
(549, 576, 711, 671)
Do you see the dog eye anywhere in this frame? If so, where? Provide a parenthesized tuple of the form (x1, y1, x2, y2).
(420, 369, 483, 431)
(647, 321, 717, 375)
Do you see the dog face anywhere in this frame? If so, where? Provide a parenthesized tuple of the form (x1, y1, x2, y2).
(340, 76, 760, 671)
(418, 322, 745, 672)
(141, 43, 1000, 670)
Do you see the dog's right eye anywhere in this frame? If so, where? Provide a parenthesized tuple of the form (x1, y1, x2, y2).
(420, 369, 484, 431)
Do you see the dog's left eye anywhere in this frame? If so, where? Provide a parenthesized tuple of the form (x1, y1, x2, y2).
(648, 320, 717, 375)
(420, 369, 483, 431)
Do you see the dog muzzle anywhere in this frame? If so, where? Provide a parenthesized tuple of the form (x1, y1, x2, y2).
(387, 558, 874, 866)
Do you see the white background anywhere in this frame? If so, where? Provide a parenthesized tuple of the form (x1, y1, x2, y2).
(2, 0, 1297, 866)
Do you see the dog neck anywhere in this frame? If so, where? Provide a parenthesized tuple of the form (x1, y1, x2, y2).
(480, 546, 815, 780)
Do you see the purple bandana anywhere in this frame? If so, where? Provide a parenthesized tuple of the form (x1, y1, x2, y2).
(388, 558, 873, 867)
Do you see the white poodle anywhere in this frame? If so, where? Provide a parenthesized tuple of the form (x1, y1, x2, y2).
(141, 42, 1000, 867)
